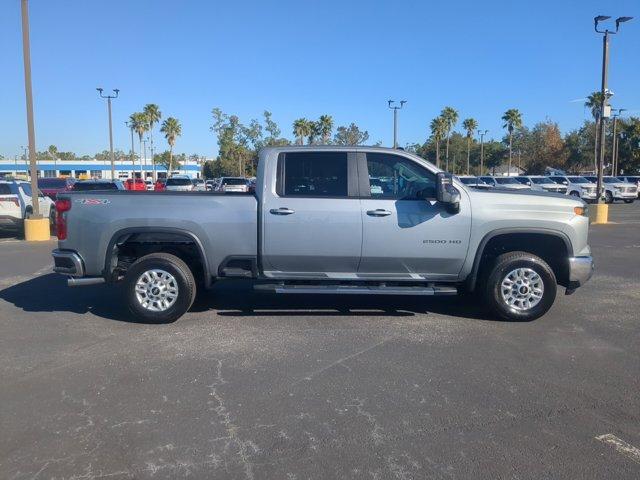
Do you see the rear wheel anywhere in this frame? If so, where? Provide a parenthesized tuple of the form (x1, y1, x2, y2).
(624, 199, 634, 204)
(124, 253, 196, 323)
(483, 251, 557, 321)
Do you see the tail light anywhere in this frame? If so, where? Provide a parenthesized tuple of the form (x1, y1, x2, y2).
(55, 199, 71, 240)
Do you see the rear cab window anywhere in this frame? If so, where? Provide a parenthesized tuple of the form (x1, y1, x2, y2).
(277, 152, 349, 197)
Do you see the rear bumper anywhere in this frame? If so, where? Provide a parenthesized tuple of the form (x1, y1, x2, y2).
(568, 256, 594, 288)
(0, 216, 23, 228)
(52, 249, 85, 276)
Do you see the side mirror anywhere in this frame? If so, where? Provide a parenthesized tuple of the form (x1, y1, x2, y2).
(436, 172, 461, 214)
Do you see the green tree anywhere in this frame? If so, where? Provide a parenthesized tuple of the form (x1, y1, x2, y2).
(525, 121, 567, 174)
(430, 116, 447, 169)
(333, 123, 369, 145)
(129, 112, 149, 177)
(317, 115, 334, 144)
(153, 151, 184, 171)
(462, 118, 478, 175)
(160, 117, 182, 174)
(293, 118, 312, 145)
(502, 108, 523, 173)
(440, 107, 459, 171)
(585, 92, 605, 171)
(202, 160, 216, 179)
(47, 145, 58, 167)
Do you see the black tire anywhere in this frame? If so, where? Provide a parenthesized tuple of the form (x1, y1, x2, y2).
(124, 252, 196, 323)
(569, 191, 580, 198)
(605, 191, 614, 204)
(624, 199, 634, 204)
(483, 251, 557, 322)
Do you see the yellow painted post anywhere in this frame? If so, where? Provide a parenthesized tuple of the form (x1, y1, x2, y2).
(24, 217, 51, 241)
(589, 203, 609, 224)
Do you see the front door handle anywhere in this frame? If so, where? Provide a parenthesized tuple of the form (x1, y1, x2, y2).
(366, 209, 392, 217)
(270, 207, 295, 215)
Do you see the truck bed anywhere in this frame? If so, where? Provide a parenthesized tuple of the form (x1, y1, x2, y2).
(56, 191, 258, 280)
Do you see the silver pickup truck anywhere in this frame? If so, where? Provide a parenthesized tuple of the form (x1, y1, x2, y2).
(52, 146, 593, 323)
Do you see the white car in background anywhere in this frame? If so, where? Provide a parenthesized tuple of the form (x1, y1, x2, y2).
(583, 176, 637, 204)
(479, 176, 530, 190)
(164, 176, 194, 192)
(515, 176, 568, 194)
(145, 180, 154, 191)
(547, 176, 597, 203)
(457, 176, 493, 189)
(191, 178, 207, 191)
(218, 177, 250, 193)
(0, 180, 54, 233)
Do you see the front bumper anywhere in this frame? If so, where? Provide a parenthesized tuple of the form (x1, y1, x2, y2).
(568, 256, 594, 288)
(613, 191, 637, 200)
(52, 249, 85, 276)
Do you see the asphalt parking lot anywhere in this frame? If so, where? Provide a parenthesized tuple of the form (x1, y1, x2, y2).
(1, 203, 639, 479)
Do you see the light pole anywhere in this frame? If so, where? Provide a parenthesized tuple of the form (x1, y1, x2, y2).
(388, 100, 406, 149)
(611, 108, 625, 175)
(20, 0, 40, 217)
(477, 130, 488, 175)
(97, 87, 119, 179)
(594, 15, 632, 205)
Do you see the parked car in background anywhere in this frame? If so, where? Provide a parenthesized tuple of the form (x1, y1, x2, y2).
(154, 179, 167, 191)
(37, 177, 76, 200)
(479, 176, 530, 190)
(124, 178, 146, 191)
(165, 176, 194, 192)
(0, 180, 54, 233)
(515, 176, 568, 194)
(547, 176, 597, 203)
(583, 176, 637, 203)
(457, 176, 492, 189)
(145, 180, 154, 191)
(616, 176, 640, 197)
(72, 180, 125, 191)
(219, 177, 250, 193)
(191, 178, 207, 191)
(205, 179, 219, 191)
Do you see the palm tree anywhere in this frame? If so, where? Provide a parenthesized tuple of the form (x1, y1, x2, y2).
(143, 104, 162, 180)
(501, 109, 523, 174)
(440, 107, 459, 171)
(160, 117, 182, 174)
(585, 92, 604, 172)
(293, 118, 311, 145)
(47, 145, 58, 171)
(318, 115, 333, 144)
(430, 116, 447, 169)
(462, 118, 478, 175)
(129, 112, 149, 179)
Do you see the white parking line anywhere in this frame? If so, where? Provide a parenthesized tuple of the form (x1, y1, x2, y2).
(596, 434, 640, 464)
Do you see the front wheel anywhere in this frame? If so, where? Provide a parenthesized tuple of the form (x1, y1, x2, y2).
(605, 191, 614, 204)
(124, 253, 196, 323)
(483, 251, 557, 321)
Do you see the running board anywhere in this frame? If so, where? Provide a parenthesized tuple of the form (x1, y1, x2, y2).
(254, 284, 458, 296)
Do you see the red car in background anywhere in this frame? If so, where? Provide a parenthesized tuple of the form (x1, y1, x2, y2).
(37, 177, 76, 200)
(124, 178, 146, 191)
(154, 179, 167, 191)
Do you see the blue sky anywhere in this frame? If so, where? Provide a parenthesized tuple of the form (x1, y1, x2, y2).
(1, 0, 638, 158)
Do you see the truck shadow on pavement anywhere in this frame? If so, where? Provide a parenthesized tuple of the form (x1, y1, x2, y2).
(0, 274, 493, 323)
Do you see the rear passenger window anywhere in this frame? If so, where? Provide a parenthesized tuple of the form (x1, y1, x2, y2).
(0, 185, 11, 195)
(278, 152, 348, 197)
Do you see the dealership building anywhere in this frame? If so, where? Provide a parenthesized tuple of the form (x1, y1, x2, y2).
(0, 158, 204, 180)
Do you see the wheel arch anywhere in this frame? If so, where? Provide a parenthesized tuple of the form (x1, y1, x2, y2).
(466, 228, 573, 291)
(103, 227, 212, 287)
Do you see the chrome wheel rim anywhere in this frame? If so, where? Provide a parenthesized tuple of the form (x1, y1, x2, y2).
(135, 269, 179, 312)
(500, 268, 544, 311)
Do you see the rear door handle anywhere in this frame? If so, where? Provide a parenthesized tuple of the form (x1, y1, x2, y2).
(366, 209, 392, 217)
(270, 207, 295, 215)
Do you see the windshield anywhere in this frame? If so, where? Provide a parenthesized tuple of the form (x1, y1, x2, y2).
(73, 182, 118, 191)
(222, 178, 247, 185)
(567, 177, 591, 184)
(603, 177, 620, 184)
(166, 178, 192, 186)
(494, 177, 520, 185)
(531, 177, 553, 184)
(460, 177, 488, 185)
(37, 178, 66, 188)
(192, 179, 204, 184)
(548, 177, 566, 184)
